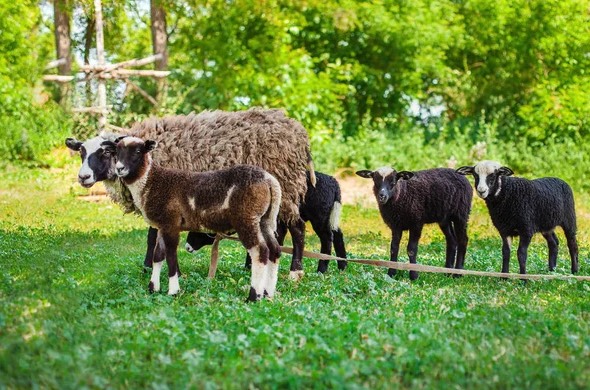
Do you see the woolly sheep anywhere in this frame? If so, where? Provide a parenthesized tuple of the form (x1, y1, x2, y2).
(65, 108, 315, 280)
(356, 167, 472, 279)
(105, 137, 282, 301)
(456, 161, 579, 275)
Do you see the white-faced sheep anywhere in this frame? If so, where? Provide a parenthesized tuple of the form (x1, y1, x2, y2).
(456, 161, 579, 275)
(104, 137, 282, 301)
(356, 167, 473, 279)
(186, 171, 348, 273)
(65, 108, 314, 280)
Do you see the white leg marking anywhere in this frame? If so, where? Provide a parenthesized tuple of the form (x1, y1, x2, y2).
(150, 261, 163, 292)
(168, 273, 180, 296)
(248, 247, 267, 297)
(265, 260, 280, 298)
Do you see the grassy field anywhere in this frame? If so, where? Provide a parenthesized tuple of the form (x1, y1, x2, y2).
(1, 160, 589, 389)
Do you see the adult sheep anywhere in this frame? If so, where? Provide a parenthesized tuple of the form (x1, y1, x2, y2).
(456, 160, 579, 275)
(65, 108, 315, 279)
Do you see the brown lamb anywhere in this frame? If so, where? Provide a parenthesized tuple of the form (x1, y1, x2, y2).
(104, 136, 282, 302)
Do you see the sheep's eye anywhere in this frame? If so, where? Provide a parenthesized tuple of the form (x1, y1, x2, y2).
(136, 149, 142, 154)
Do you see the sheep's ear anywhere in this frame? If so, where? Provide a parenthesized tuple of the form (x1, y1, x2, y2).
(498, 166, 514, 176)
(100, 140, 117, 153)
(356, 170, 374, 179)
(65, 138, 82, 151)
(114, 136, 128, 144)
(456, 166, 475, 176)
(144, 140, 157, 152)
(396, 171, 414, 181)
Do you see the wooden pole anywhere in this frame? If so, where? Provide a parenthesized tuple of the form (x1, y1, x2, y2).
(94, 0, 107, 131)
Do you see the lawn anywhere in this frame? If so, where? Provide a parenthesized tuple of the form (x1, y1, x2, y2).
(1, 160, 589, 389)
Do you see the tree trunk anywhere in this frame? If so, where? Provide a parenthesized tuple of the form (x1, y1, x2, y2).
(53, 0, 71, 105)
(150, 0, 168, 105)
(84, 14, 95, 108)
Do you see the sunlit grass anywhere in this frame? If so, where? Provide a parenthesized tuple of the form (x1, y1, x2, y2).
(0, 160, 589, 388)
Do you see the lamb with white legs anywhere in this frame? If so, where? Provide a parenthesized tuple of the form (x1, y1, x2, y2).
(104, 137, 282, 301)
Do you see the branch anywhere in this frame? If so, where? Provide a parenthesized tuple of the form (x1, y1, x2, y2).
(43, 74, 75, 82)
(45, 58, 67, 70)
(126, 79, 158, 105)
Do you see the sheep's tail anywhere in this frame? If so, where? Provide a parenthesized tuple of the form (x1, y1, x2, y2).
(265, 173, 282, 233)
(329, 201, 342, 231)
(307, 150, 317, 187)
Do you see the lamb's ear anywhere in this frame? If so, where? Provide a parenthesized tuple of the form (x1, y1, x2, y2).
(396, 171, 414, 181)
(65, 138, 82, 151)
(498, 166, 514, 176)
(456, 166, 475, 176)
(100, 140, 116, 153)
(356, 170, 374, 179)
(114, 136, 128, 144)
(144, 140, 157, 152)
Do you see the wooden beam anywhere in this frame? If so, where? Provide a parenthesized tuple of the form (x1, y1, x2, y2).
(45, 58, 67, 70)
(72, 106, 109, 114)
(43, 75, 75, 82)
(126, 79, 158, 105)
(94, 0, 107, 131)
(112, 69, 171, 78)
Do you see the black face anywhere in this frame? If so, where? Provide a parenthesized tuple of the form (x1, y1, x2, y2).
(110, 139, 157, 180)
(356, 169, 414, 205)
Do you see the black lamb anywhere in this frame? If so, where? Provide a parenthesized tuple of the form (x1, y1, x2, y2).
(186, 171, 347, 273)
(356, 167, 472, 280)
(457, 160, 579, 275)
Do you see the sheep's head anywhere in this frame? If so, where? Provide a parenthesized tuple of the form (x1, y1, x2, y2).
(105, 137, 157, 184)
(65, 134, 118, 187)
(356, 167, 414, 205)
(456, 161, 513, 199)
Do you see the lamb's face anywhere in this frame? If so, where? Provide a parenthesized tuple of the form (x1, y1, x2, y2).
(456, 161, 514, 200)
(356, 167, 414, 205)
(65, 136, 116, 187)
(113, 137, 157, 182)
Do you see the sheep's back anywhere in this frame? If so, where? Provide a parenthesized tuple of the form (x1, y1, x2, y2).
(129, 108, 310, 224)
(387, 168, 472, 228)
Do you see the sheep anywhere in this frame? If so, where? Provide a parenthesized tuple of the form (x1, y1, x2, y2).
(456, 161, 579, 275)
(356, 167, 473, 280)
(104, 136, 282, 301)
(185, 171, 348, 273)
(65, 108, 315, 280)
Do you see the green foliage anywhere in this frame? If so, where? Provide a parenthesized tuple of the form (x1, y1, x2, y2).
(1, 164, 590, 388)
(0, 0, 74, 165)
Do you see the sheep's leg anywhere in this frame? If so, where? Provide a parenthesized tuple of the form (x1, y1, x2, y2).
(311, 220, 333, 274)
(246, 244, 270, 302)
(542, 231, 559, 272)
(388, 230, 403, 277)
(562, 226, 579, 274)
(438, 221, 458, 270)
(332, 228, 348, 271)
(148, 232, 166, 293)
(161, 231, 181, 296)
(516, 233, 532, 276)
(453, 219, 469, 272)
(143, 227, 158, 271)
(501, 236, 512, 274)
(288, 218, 306, 281)
(407, 227, 423, 280)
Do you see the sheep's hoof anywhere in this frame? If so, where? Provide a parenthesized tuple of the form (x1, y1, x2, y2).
(148, 281, 158, 293)
(452, 273, 463, 278)
(409, 271, 419, 280)
(185, 243, 195, 253)
(289, 270, 305, 282)
(246, 287, 260, 302)
(387, 269, 397, 278)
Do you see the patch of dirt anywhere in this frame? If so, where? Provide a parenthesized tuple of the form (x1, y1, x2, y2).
(334, 171, 375, 207)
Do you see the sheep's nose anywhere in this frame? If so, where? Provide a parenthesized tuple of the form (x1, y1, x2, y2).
(378, 192, 389, 203)
(116, 167, 124, 174)
(78, 174, 91, 181)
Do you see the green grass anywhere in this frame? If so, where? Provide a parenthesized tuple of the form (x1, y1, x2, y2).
(1, 160, 589, 389)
